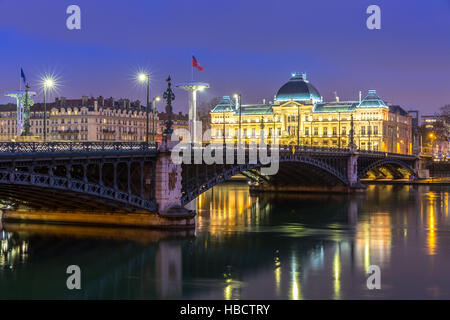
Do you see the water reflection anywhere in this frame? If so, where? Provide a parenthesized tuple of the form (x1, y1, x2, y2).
(0, 183, 449, 299)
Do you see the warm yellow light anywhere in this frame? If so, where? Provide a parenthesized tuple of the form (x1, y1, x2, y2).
(44, 78, 54, 88)
(429, 133, 434, 138)
(155, 96, 160, 102)
(138, 73, 148, 82)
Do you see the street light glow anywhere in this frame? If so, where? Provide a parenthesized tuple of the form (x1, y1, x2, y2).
(155, 96, 161, 102)
(40, 75, 58, 91)
(44, 78, 54, 88)
(138, 73, 148, 82)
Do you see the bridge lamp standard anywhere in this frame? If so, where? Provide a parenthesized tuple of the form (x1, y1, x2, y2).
(152, 96, 160, 143)
(41, 77, 55, 142)
(297, 104, 300, 146)
(137, 72, 150, 143)
(175, 82, 209, 144)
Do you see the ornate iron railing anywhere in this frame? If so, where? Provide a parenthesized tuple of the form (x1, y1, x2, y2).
(0, 142, 157, 154)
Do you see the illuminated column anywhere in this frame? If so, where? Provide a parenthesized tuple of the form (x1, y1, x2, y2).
(5, 90, 36, 136)
(175, 82, 209, 144)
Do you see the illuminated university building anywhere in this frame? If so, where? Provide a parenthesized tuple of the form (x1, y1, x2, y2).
(210, 73, 413, 154)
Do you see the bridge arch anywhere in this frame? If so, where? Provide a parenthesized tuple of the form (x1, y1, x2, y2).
(181, 155, 350, 205)
(0, 169, 157, 211)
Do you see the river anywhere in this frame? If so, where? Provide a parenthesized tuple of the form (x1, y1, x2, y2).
(0, 183, 449, 299)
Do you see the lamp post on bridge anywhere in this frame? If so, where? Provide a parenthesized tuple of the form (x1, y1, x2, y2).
(349, 114, 356, 151)
(162, 76, 175, 149)
(297, 104, 300, 146)
(260, 116, 265, 146)
(175, 82, 209, 144)
(138, 72, 151, 144)
(152, 96, 160, 143)
(233, 93, 242, 146)
(223, 108, 226, 146)
(42, 77, 55, 142)
(338, 112, 341, 148)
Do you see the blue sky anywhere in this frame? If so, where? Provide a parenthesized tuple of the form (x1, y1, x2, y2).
(1, 0, 450, 114)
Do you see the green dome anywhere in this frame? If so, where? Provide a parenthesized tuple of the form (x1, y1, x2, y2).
(275, 73, 322, 103)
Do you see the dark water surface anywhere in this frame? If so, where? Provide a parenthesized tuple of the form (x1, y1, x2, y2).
(1, 183, 450, 299)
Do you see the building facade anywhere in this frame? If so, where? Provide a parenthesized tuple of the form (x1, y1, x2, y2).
(210, 73, 413, 154)
(0, 96, 160, 142)
(420, 114, 449, 157)
(156, 111, 189, 142)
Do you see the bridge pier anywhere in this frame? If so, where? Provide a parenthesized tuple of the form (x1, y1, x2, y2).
(347, 152, 366, 191)
(155, 148, 194, 217)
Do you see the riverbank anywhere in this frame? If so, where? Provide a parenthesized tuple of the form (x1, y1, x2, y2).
(362, 177, 450, 185)
(0, 209, 196, 229)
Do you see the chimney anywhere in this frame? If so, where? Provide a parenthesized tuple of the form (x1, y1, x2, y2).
(334, 92, 339, 102)
(98, 96, 104, 106)
(82, 96, 88, 106)
(94, 100, 98, 111)
(359, 91, 362, 103)
(262, 99, 266, 104)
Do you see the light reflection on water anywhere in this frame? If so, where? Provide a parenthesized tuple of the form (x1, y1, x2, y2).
(0, 183, 450, 299)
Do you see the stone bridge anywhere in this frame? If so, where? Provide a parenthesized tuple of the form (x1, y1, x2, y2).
(0, 142, 418, 223)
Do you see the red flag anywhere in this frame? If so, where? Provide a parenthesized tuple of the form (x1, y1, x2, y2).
(192, 56, 204, 71)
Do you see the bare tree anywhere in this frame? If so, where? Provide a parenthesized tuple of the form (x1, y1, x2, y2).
(436, 104, 450, 141)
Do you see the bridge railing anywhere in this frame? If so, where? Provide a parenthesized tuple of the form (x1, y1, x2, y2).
(199, 143, 352, 154)
(357, 148, 417, 158)
(0, 142, 158, 154)
(195, 143, 416, 157)
(278, 145, 351, 153)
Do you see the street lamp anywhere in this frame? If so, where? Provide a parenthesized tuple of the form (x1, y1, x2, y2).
(175, 82, 209, 144)
(297, 104, 300, 146)
(338, 112, 341, 148)
(233, 93, 242, 145)
(152, 96, 160, 143)
(42, 77, 55, 142)
(428, 132, 436, 155)
(138, 72, 150, 143)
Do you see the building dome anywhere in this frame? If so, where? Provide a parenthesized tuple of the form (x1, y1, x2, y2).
(358, 90, 388, 108)
(275, 72, 322, 103)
